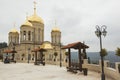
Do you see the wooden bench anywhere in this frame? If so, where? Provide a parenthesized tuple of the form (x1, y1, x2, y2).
(36, 59, 45, 66)
(67, 63, 88, 75)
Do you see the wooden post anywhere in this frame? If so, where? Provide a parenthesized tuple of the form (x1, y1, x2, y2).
(68, 48, 71, 67)
(78, 48, 82, 72)
(34, 51, 37, 65)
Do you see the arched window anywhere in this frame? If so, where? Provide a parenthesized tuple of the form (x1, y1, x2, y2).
(28, 31, 31, 41)
(23, 31, 26, 40)
(38, 28, 40, 41)
(11, 36, 12, 42)
(20, 31, 22, 41)
(15, 37, 16, 43)
(32, 32, 34, 41)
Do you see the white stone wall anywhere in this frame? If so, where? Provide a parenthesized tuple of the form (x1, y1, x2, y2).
(83, 59, 120, 80)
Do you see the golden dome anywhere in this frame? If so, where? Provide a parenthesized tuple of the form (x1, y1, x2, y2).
(21, 19, 32, 27)
(10, 28, 18, 33)
(28, 1, 44, 24)
(28, 14, 44, 24)
(52, 27, 60, 32)
(41, 41, 53, 49)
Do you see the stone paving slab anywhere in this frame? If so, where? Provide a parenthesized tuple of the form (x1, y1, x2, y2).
(0, 62, 113, 80)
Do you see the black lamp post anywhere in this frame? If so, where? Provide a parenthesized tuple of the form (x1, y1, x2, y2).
(28, 48, 30, 63)
(60, 43, 62, 67)
(95, 25, 107, 80)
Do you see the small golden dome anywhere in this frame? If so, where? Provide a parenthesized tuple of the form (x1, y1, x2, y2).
(21, 20, 32, 27)
(52, 27, 60, 32)
(28, 14, 44, 24)
(41, 41, 53, 49)
(10, 28, 18, 33)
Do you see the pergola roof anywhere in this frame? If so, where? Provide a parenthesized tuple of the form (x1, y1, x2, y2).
(62, 42, 89, 49)
(31, 48, 47, 52)
(3, 50, 17, 53)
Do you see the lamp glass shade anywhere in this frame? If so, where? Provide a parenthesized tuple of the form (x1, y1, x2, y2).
(95, 30, 100, 37)
(102, 29, 107, 37)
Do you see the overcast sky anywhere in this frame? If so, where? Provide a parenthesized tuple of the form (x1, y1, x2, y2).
(0, 0, 120, 52)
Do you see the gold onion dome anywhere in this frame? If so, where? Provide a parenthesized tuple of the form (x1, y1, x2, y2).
(41, 42, 53, 49)
(21, 19, 32, 27)
(10, 28, 18, 33)
(52, 27, 60, 32)
(28, 1, 44, 24)
(28, 14, 44, 24)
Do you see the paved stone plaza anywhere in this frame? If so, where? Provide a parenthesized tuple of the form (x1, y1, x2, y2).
(0, 62, 113, 80)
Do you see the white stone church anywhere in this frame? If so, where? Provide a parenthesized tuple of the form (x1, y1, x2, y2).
(0, 2, 66, 65)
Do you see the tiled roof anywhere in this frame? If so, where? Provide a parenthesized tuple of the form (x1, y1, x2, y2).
(62, 42, 89, 49)
(3, 50, 17, 53)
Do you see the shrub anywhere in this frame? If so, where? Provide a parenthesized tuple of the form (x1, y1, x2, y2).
(116, 47, 120, 56)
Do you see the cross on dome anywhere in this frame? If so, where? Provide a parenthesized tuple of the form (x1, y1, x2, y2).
(33, 1, 37, 15)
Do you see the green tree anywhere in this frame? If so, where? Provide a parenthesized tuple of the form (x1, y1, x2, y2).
(101, 48, 107, 57)
(115, 47, 120, 56)
(0, 42, 7, 49)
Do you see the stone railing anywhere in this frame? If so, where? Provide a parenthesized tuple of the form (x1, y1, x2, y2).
(83, 59, 120, 80)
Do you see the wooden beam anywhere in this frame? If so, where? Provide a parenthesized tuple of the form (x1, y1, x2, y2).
(68, 48, 71, 67)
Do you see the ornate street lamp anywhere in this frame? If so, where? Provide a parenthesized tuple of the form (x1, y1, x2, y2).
(59, 43, 62, 67)
(12, 46, 15, 60)
(95, 25, 107, 80)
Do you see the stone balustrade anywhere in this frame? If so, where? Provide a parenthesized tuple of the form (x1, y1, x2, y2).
(83, 59, 120, 80)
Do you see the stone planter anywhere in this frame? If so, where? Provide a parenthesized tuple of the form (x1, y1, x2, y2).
(83, 68, 88, 76)
(118, 64, 120, 73)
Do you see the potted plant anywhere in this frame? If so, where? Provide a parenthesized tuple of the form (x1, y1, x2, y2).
(65, 52, 68, 62)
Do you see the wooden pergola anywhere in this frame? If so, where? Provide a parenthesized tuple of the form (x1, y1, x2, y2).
(3, 49, 17, 63)
(32, 48, 46, 65)
(62, 42, 89, 72)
